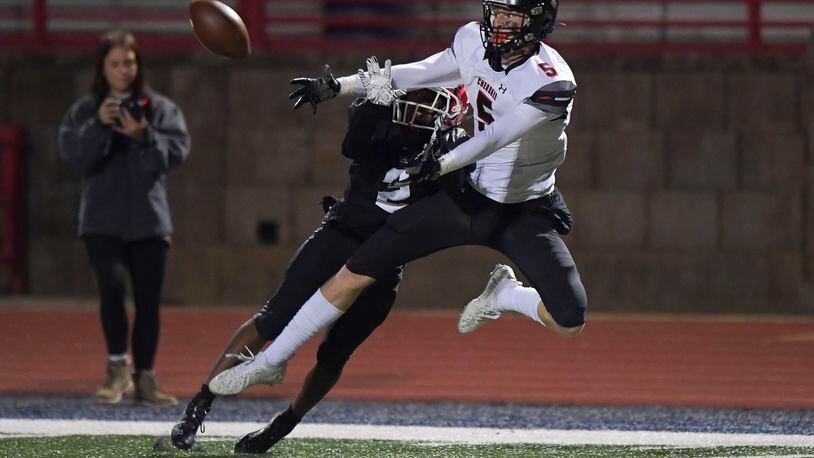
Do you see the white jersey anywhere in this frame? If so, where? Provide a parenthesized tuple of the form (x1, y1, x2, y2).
(341, 22, 577, 203)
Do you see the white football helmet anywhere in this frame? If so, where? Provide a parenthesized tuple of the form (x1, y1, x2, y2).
(392, 86, 468, 131)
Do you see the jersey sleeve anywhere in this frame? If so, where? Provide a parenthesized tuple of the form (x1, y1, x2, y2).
(390, 23, 476, 90)
(524, 80, 576, 116)
(389, 49, 461, 91)
(338, 24, 474, 96)
(337, 49, 460, 96)
(438, 102, 561, 175)
(341, 98, 392, 160)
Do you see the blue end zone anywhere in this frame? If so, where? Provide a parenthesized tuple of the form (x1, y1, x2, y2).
(1, 396, 812, 435)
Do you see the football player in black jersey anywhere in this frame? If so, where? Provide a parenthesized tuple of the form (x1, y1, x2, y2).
(169, 80, 469, 451)
(207, 0, 587, 421)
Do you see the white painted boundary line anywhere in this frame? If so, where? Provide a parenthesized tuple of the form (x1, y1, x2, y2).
(1, 419, 813, 448)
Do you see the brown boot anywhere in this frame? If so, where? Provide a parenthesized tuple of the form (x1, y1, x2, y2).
(133, 370, 178, 407)
(95, 359, 133, 404)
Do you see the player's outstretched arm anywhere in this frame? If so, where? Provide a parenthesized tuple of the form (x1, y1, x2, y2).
(289, 64, 341, 114)
(346, 49, 461, 95)
(295, 23, 468, 112)
(437, 103, 558, 175)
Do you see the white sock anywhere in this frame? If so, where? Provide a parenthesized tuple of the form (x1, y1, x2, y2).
(494, 281, 545, 325)
(107, 353, 128, 362)
(260, 289, 344, 367)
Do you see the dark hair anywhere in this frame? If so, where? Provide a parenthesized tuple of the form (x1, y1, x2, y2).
(91, 30, 148, 105)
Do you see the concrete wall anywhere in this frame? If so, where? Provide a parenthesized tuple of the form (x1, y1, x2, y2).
(1, 50, 811, 314)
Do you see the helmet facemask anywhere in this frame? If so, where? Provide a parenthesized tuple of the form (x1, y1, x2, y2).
(392, 88, 466, 131)
(480, 0, 558, 55)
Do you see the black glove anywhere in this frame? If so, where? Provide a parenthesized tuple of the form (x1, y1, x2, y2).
(438, 127, 470, 154)
(388, 127, 470, 187)
(289, 65, 340, 114)
(409, 152, 441, 183)
(405, 127, 470, 182)
(381, 143, 439, 189)
(401, 140, 440, 183)
(382, 156, 439, 190)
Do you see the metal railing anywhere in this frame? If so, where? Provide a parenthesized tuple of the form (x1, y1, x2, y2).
(0, 0, 812, 54)
(0, 126, 26, 294)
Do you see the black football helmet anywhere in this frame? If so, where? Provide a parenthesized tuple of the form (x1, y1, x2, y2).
(480, 0, 559, 54)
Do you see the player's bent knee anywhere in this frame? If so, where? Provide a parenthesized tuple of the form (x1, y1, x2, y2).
(554, 323, 585, 337)
(545, 295, 587, 336)
(316, 345, 350, 373)
(335, 266, 375, 289)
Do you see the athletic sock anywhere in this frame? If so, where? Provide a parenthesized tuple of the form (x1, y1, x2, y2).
(261, 289, 343, 368)
(281, 404, 302, 424)
(107, 353, 128, 362)
(494, 282, 545, 325)
(199, 383, 216, 402)
(264, 404, 301, 442)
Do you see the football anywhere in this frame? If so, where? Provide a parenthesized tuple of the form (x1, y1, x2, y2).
(189, 0, 251, 59)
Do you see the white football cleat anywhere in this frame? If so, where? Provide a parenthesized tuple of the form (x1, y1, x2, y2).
(208, 357, 287, 396)
(458, 264, 518, 334)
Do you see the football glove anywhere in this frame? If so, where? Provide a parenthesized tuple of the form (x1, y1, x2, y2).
(389, 127, 471, 187)
(409, 126, 470, 181)
(358, 56, 405, 106)
(289, 65, 340, 114)
(438, 126, 470, 155)
(383, 139, 439, 189)
(406, 151, 441, 182)
(384, 155, 439, 189)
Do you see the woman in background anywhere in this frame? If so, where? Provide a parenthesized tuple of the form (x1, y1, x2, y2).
(58, 30, 190, 406)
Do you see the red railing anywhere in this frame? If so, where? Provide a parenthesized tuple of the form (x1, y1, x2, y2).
(0, 126, 26, 294)
(0, 0, 812, 54)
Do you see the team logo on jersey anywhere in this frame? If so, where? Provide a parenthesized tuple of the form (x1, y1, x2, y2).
(477, 77, 498, 100)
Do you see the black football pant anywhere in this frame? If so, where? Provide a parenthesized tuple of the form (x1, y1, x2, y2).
(346, 185, 588, 328)
(83, 235, 168, 371)
(253, 219, 402, 372)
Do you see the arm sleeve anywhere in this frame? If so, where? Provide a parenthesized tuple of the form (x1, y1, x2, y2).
(390, 48, 461, 91)
(341, 99, 392, 160)
(139, 98, 191, 173)
(337, 48, 461, 97)
(337, 23, 474, 96)
(438, 102, 560, 175)
(57, 99, 113, 174)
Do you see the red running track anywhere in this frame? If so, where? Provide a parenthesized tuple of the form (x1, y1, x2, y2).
(2, 307, 813, 409)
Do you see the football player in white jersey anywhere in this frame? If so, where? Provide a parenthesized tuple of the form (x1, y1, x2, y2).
(208, 0, 588, 417)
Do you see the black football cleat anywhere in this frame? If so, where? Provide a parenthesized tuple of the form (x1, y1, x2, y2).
(170, 389, 213, 450)
(234, 407, 300, 454)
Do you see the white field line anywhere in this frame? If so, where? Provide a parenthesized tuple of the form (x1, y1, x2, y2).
(715, 456, 814, 458)
(0, 419, 813, 448)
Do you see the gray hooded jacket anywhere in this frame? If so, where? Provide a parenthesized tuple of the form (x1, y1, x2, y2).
(58, 92, 190, 241)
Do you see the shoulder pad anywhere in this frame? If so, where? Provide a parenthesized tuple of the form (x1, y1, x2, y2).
(525, 80, 576, 115)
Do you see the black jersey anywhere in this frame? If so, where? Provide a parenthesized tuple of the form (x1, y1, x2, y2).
(326, 99, 441, 239)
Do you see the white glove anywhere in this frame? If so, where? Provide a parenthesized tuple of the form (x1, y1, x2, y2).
(358, 56, 406, 106)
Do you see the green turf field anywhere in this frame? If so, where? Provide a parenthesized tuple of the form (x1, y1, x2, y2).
(1, 436, 813, 457)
